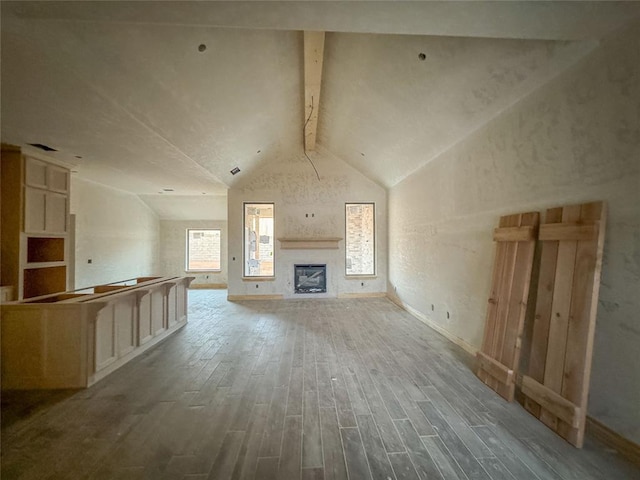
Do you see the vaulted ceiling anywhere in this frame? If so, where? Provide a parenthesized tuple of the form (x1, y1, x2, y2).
(2, 1, 639, 218)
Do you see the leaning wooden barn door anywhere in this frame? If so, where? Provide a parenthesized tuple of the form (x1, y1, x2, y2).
(476, 211, 539, 401)
(522, 201, 606, 447)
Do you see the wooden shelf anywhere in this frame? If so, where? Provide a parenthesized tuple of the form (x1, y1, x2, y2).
(24, 261, 66, 269)
(278, 237, 342, 249)
(27, 236, 65, 263)
(23, 265, 67, 299)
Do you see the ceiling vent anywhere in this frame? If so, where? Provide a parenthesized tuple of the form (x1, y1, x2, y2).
(29, 143, 58, 152)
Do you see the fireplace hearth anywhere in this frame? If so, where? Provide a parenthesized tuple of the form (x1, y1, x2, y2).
(294, 264, 327, 294)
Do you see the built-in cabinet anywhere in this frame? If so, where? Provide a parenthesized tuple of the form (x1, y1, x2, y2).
(1, 145, 70, 300)
(1, 276, 194, 389)
(24, 156, 69, 233)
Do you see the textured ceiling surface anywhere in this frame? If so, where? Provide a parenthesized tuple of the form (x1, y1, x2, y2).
(2, 1, 639, 218)
(319, 33, 597, 187)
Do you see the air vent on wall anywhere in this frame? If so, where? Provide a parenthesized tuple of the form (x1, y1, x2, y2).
(29, 143, 58, 152)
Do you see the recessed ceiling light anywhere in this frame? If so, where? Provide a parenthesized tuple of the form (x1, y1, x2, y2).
(257, 150, 261, 154)
(230, 167, 241, 175)
(198, 44, 207, 52)
(418, 53, 426, 61)
(163, 188, 174, 192)
(75, 155, 82, 159)
(361, 152, 365, 156)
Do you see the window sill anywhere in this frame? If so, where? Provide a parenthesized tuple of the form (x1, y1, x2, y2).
(345, 275, 377, 279)
(242, 276, 276, 282)
(186, 270, 222, 274)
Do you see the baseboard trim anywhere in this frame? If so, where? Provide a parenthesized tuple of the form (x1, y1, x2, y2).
(189, 283, 227, 290)
(227, 294, 284, 301)
(338, 292, 387, 299)
(586, 416, 640, 466)
(387, 294, 477, 356)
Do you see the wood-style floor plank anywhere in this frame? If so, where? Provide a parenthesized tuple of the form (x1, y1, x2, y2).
(417, 401, 491, 480)
(358, 373, 406, 453)
(302, 467, 324, 480)
(254, 457, 279, 480)
(1, 291, 637, 480)
(278, 416, 303, 480)
(302, 391, 323, 468)
(394, 418, 444, 480)
(388, 452, 421, 480)
(356, 414, 396, 479)
(207, 431, 246, 479)
(259, 386, 287, 458)
(231, 404, 269, 480)
(319, 407, 348, 480)
(421, 435, 469, 480)
(340, 427, 372, 480)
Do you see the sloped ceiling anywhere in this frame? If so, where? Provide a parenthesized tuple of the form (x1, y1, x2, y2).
(2, 1, 639, 218)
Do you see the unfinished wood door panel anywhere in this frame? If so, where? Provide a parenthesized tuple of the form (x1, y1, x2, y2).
(522, 201, 606, 448)
(477, 211, 539, 401)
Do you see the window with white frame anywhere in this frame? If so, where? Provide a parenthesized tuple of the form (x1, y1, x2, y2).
(186, 229, 221, 271)
(345, 203, 375, 275)
(244, 203, 275, 277)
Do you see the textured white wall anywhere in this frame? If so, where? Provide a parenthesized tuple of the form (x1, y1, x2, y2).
(70, 177, 160, 288)
(389, 21, 640, 442)
(228, 148, 386, 298)
(159, 220, 228, 286)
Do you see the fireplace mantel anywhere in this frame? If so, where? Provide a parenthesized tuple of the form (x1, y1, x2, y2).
(278, 237, 342, 250)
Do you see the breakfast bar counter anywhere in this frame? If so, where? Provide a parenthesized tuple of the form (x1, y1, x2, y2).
(1, 276, 194, 389)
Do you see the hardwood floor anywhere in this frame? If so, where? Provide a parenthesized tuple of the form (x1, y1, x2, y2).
(2, 290, 638, 479)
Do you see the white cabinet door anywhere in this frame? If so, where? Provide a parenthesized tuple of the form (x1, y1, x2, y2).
(45, 192, 68, 233)
(23, 157, 69, 234)
(138, 293, 153, 345)
(24, 187, 47, 232)
(151, 290, 165, 335)
(47, 165, 69, 193)
(95, 305, 116, 371)
(115, 297, 136, 357)
(24, 157, 48, 189)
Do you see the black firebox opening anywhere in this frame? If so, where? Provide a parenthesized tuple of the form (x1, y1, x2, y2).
(294, 264, 327, 294)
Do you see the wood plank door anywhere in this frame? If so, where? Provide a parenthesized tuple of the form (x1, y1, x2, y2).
(522, 201, 606, 447)
(476, 211, 539, 401)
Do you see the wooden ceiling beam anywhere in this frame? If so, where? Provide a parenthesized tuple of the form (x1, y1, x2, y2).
(304, 31, 325, 151)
